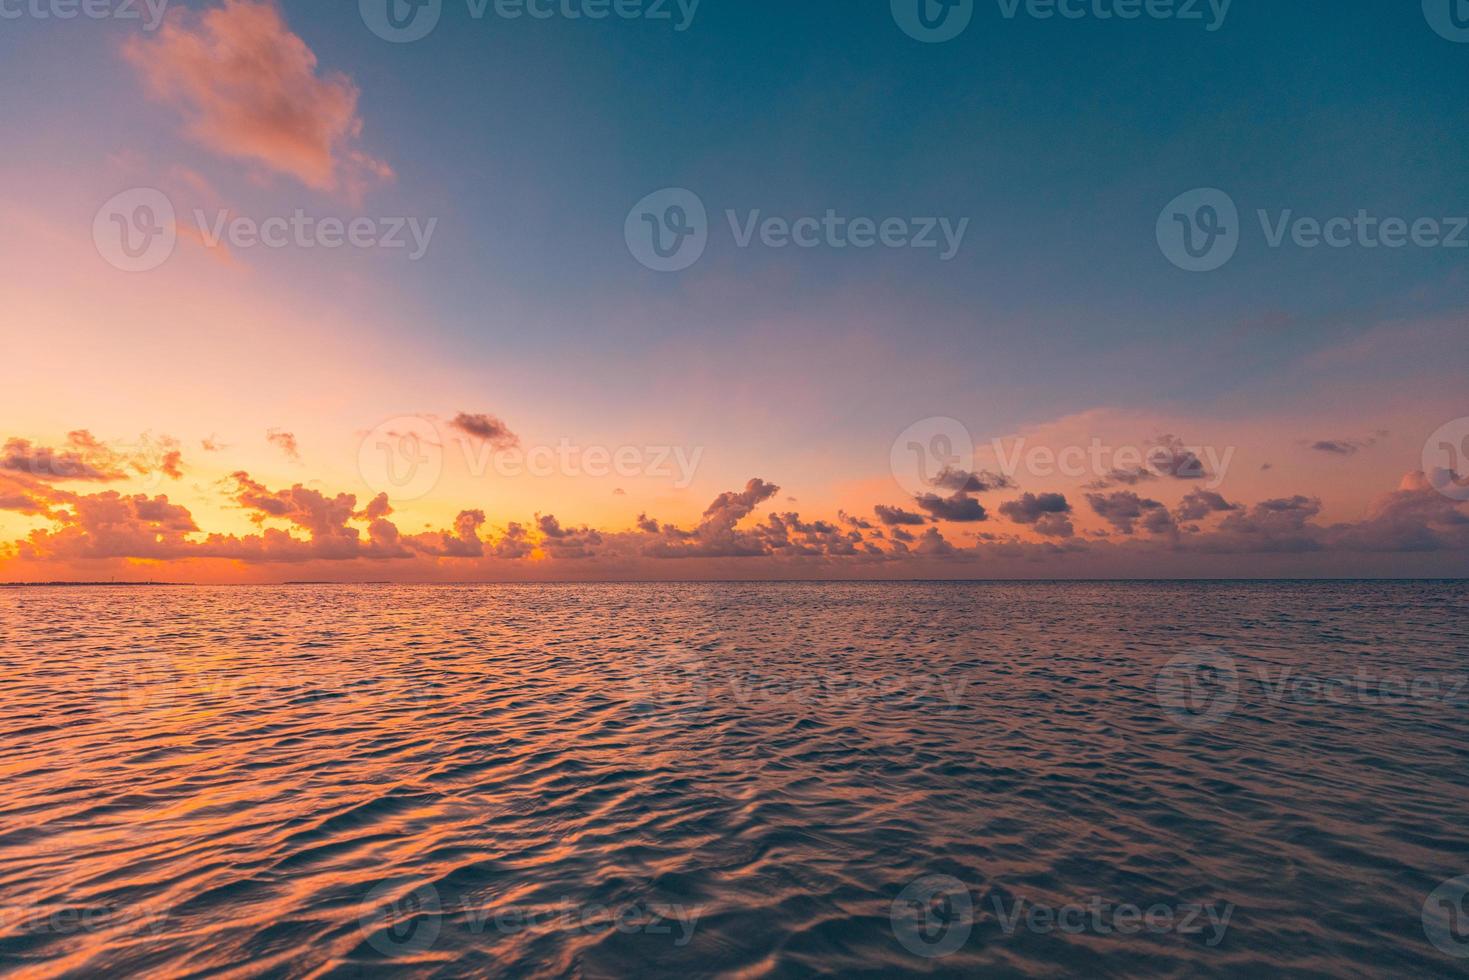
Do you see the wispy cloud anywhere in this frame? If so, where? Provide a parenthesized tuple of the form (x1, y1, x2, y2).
(124, 0, 392, 201)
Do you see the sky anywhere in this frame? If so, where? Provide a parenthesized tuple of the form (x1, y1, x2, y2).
(0, 0, 1466, 581)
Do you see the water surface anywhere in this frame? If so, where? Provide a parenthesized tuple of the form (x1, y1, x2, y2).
(1, 582, 1466, 977)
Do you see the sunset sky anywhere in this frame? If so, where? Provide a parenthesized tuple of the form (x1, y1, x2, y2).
(1, 0, 1466, 581)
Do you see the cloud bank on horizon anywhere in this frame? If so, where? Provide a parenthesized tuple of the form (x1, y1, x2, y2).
(1, 424, 1466, 582)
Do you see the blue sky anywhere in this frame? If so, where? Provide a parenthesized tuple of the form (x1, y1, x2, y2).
(0, 0, 1466, 579)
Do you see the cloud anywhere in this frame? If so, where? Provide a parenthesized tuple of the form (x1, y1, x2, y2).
(998, 492, 1074, 538)
(448, 412, 519, 449)
(267, 429, 301, 462)
(1086, 491, 1175, 536)
(123, 0, 392, 200)
(1307, 433, 1384, 457)
(3, 423, 1466, 578)
(0, 432, 182, 485)
(874, 504, 927, 526)
(644, 479, 781, 558)
(535, 514, 603, 558)
(914, 491, 988, 523)
(1, 435, 125, 482)
(407, 510, 486, 558)
(1174, 489, 1240, 522)
(1146, 434, 1207, 481)
(1084, 467, 1156, 490)
(930, 467, 1015, 493)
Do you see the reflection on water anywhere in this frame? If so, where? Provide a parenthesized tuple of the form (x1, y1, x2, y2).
(0, 581, 1466, 976)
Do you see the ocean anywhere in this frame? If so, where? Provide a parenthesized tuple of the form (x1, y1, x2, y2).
(1, 581, 1466, 977)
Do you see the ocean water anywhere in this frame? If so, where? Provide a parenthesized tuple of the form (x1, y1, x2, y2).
(1, 581, 1467, 978)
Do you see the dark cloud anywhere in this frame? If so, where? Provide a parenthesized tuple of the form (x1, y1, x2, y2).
(644, 479, 781, 558)
(998, 492, 1074, 538)
(874, 504, 928, 526)
(930, 467, 1015, 493)
(915, 491, 988, 523)
(1086, 491, 1175, 536)
(1147, 434, 1207, 480)
(535, 515, 603, 559)
(1175, 489, 1241, 522)
(0, 435, 127, 482)
(449, 412, 519, 449)
(1084, 467, 1156, 490)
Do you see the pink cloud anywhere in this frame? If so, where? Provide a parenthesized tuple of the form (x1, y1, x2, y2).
(124, 0, 393, 201)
